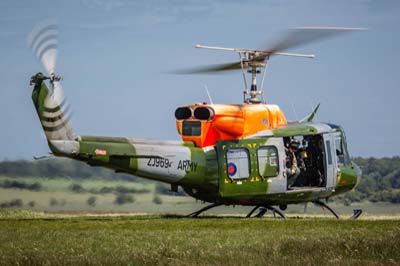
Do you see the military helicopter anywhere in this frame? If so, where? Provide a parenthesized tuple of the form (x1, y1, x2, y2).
(28, 21, 363, 219)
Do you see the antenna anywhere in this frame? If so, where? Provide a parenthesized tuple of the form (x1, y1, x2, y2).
(291, 103, 299, 121)
(204, 84, 213, 104)
(309, 101, 319, 121)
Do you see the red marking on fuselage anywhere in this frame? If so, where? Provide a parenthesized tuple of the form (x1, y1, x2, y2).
(95, 149, 107, 155)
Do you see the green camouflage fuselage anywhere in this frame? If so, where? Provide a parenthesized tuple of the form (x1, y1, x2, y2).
(31, 74, 361, 206)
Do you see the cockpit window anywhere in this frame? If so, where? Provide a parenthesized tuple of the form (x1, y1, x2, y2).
(335, 132, 351, 166)
(182, 121, 201, 136)
(335, 137, 345, 165)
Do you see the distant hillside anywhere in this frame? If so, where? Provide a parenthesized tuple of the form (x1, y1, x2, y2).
(0, 157, 399, 203)
(0, 158, 140, 182)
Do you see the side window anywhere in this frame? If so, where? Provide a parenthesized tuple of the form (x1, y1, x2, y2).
(335, 137, 345, 165)
(226, 148, 250, 180)
(257, 146, 279, 178)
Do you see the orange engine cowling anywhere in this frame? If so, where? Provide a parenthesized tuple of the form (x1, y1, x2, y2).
(175, 103, 287, 148)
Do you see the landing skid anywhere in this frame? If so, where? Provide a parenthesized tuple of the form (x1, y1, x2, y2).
(313, 200, 363, 219)
(246, 205, 286, 219)
(187, 203, 222, 218)
(187, 202, 361, 220)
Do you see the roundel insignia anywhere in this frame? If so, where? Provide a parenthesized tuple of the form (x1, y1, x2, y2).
(227, 162, 237, 177)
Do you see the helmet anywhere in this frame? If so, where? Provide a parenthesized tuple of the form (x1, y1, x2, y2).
(289, 139, 300, 149)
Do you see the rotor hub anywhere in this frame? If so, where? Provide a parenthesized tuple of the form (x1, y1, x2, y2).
(50, 73, 62, 82)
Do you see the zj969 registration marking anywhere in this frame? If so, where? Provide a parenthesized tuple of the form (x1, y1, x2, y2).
(147, 157, 172, 168)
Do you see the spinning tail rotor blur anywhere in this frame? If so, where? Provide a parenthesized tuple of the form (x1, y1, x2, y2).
(27, 19, 75, 142)
(27, 19, 66, 108)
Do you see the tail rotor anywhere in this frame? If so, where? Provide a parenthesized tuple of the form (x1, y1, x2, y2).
(28, 20, 77, 144)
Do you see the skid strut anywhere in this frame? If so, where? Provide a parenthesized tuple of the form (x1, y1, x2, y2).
(187, 203, 222, 218)
(246, 205, 261, 218)
(246, 205, 286, 219)
(314, 200, 340, 219)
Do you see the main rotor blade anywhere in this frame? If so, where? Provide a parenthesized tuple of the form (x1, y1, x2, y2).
(28, 19, 58, 76)
(172, 27, 366, 75)
(265, 27, 366, 54)
(172, 61, 242, 74)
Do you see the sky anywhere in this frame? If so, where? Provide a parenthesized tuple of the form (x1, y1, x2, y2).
(0, 0, 399, 160)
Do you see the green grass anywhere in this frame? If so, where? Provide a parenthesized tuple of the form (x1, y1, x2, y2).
(0, 174, 399, 265)
(0, 211, 399, 266)
(0, 176, 169, 212)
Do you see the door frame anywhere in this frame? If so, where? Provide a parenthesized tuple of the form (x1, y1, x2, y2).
(323, 133, 338, 189)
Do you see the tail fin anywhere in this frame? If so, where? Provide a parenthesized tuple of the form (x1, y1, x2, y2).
(30, 73, 79, 155)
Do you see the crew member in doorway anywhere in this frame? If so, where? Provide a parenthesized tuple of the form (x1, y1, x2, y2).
(286, 139, 301, 188)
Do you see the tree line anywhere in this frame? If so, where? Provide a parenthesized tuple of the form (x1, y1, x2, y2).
(337, 157, 400, 204)
(0, 158, 139, 181)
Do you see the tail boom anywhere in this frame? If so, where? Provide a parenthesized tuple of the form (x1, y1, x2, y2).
(30, 73, 215, 187)
(74, 136, 212, 185)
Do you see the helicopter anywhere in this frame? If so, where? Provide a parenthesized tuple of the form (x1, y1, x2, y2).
(28, 21, 363, 219)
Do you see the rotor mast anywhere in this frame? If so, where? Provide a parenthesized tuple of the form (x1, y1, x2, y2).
(248, 67, 262, 104)
(239, 51, 268, 104)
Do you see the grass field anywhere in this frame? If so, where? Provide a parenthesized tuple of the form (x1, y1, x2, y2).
(1, 177, 400, 265)
(0, 210, 399, 266)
